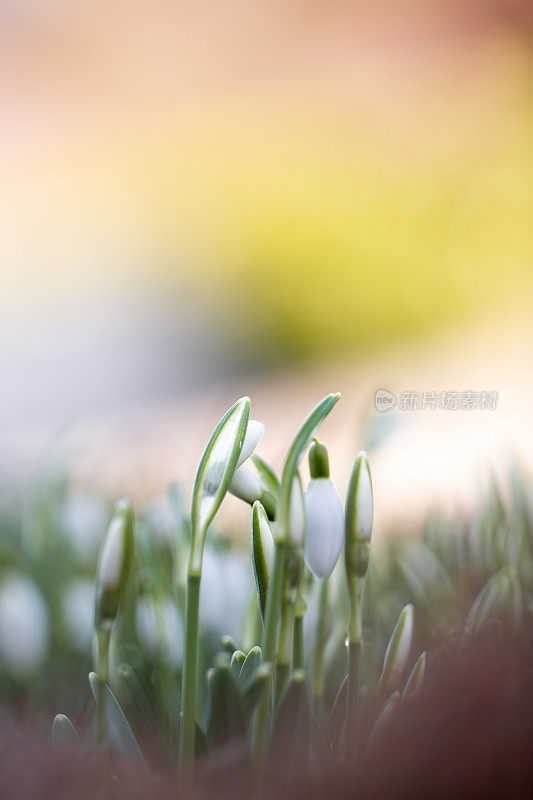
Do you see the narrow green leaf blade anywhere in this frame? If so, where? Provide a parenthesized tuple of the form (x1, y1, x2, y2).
(403, 651, 426, 701)
(278, 393, 341, 542)
(241, 663, 271, 719)
(378, 604, 414, 705)
(88, 672, 148, 773)
(252, 502, 272, 619)
(251, 454, 280, 497)
(230, 650, 246, 679)
(52, 714, 80, 749)
(270, 669, 312, 770)
(238, 645, 263, 688)
(324, 673, 347, 754)
(190, 397, 250, 570)
(207, 655, 245, 749)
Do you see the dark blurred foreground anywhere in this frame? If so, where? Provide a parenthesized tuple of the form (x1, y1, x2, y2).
(1, 629, 531, 799)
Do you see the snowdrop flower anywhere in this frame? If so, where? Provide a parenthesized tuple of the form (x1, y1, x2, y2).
(136, 596, 184, 667)
(62, 579, 95, 653)
(229, 465, 263, 504)
(228, 419, 272, 512)
(304, 442, 344, 579)
(236, 420, 265, 469)
(0, 574, 49, 676)
(95, 498, 134, 626)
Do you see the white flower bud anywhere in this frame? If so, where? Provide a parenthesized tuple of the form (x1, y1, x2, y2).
(0, 574, 49, 676)
(236, 420, 265, 469)
(288, 476, 306, 547)
(99, 514, 126, 591)
(229, 465, 262, 504)
(304, 478, 345, 579)
(355, 454, 373, 541)
(345, 451, 374, 579)
(95, 499, 134, 624)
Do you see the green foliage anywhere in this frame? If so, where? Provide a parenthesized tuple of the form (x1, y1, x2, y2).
(0, 398, 531, 790)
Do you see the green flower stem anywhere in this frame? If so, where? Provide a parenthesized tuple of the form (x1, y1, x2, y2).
(346, 577, 364, 758)
(275, 591, 295, 707)
(179, 570, 201, 783)
(312, 578, 329, 716)
(95, 623, 111, 746)
(292, 605, 305, 671)
(251, 538, 287, 774)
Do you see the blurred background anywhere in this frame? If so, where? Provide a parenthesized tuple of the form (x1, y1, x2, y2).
(1, 0, 533, 532)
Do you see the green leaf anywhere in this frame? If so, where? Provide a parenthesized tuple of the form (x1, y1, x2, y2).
(251, 454, 280, 498)
(230, 650, 246, 679)
(324, 673, 347, 754)
(241, 663, 271, 719)
(309, 714, 335, 778)
(378, 604, 414, 706)
(366, 691, 400, 757)
(190, 397, 250, 572)
(252, 502, 272, 619)
(52, 714, 80, 749)
(116, 664, 166, 750)
(270, 669, 311, 770)
(402, 651, 426, 701)
(278, 394, 341, 544)
(206, 655, 245, 749)
(238, 645, 263, 688)
(466, 566, 521, 633)
(195, 722, 208, 758)
(88, 672, 148, 773)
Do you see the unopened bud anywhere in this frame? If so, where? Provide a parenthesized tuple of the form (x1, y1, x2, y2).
(345, 451, 373, 578)
(95, 499, 134, 626)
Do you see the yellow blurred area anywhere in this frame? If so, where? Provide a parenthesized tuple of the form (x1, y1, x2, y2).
(6, 35, 531, 362)
(1, 1, 533, 438)
(151, 57, 533, 359)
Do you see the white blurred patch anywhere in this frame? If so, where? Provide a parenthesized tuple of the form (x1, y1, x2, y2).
(136, 596, 183, 667)
(200, 548, 253, 643)
(0, 574, 49, 676)
(62, 579, 95, 653)
(60, 490, 109, 564)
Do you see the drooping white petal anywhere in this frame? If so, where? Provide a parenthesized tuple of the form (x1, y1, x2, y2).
(356, 454, 373, 540)
(304, 478, 345, 579)
(229, 465, 262, 504)
(236, 420, 265, 469)
(288, 476, 306, 547)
